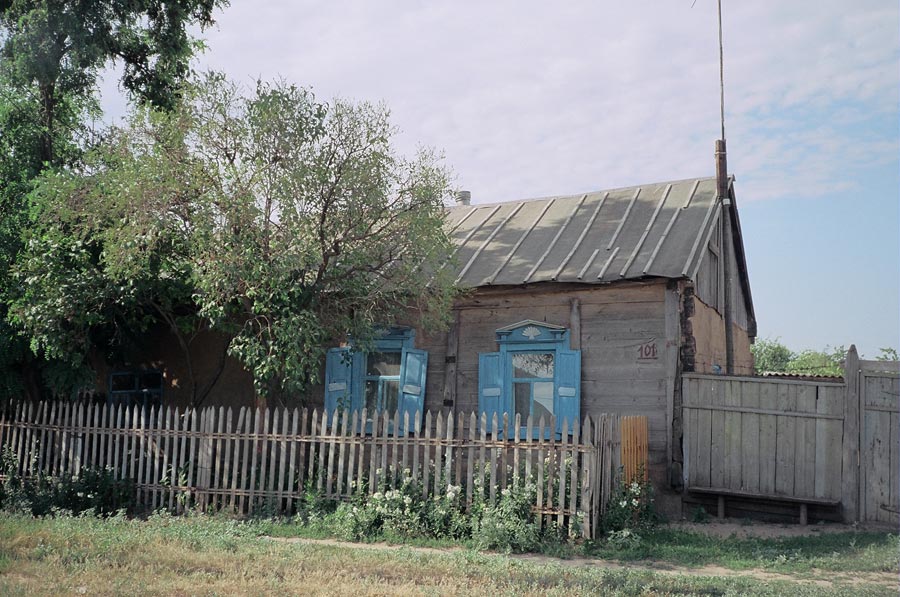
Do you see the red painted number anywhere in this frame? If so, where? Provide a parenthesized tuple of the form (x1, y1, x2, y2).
(638, 341, 658, 360)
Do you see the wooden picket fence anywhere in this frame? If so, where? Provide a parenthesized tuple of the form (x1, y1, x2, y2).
(0, 400, 648, 538)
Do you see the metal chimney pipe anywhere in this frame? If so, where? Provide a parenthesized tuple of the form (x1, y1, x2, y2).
(455, 190, 471, 206)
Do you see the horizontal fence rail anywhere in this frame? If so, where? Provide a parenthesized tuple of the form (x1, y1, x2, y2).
(0, 400, 648, 538)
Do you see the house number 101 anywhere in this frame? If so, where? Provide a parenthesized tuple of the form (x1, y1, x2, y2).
(638, 341, 658, 360)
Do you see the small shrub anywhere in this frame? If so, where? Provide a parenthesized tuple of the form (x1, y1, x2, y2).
(691, 506, 711, 524)
(0, 447, 133, 517)
(471, 483, 541, 553)
(602, 467, 658, 533)
(606, 528, 642, 549)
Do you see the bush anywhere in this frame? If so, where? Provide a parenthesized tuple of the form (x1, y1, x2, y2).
(0, 448, 133, 517)
(601, 467, 659, 534)
(470, 482, 541, 553)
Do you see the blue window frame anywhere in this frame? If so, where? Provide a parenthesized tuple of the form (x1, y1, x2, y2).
(478, 320, 581, 434)
(324, 327, 427, 433)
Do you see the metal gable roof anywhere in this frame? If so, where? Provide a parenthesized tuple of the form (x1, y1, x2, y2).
(446, 176, 726, 287)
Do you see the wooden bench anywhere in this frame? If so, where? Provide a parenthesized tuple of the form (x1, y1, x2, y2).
(688, 487, 841, 525)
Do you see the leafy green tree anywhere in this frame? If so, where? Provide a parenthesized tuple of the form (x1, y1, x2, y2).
(751, 338, 845, 377)
(0, 0, 226, 164)
(10, 74, 459, 405)
(876, 347, 899, 362)
(0, 0, 226, 400)
(750, 338, 793, 374)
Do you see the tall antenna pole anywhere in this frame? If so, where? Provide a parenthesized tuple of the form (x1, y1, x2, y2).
(715, 0, 735, 375)
(717, 0, 726, 141)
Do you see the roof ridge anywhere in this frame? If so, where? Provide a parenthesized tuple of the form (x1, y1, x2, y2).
(448, 175, 719, 209)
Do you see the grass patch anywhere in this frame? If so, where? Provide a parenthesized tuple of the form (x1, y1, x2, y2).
(1, 513, 895, 596)
(587, 527, 900, 574)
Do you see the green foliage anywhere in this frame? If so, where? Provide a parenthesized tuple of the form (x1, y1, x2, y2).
(876, 347, 899, 361)
(469, 483, 542, 553)
(0, 1, 222, 400)
(304, 465, 545, 553)
(691, 506, 711, 524)
(602, 469, 659, 534)
(751, 338, 793, 374)
(10, 73, 459, 401)
(752, 338, 847, 377)
(0, 0, 226, 163)
(0, 448, 133, 517)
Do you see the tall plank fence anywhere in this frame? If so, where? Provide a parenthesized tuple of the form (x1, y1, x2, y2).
(682, 346, 900, 525)
(0, 401, 647, 538)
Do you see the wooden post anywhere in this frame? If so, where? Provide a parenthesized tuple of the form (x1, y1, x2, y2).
(842, 345, 860, 523)
(569, 298, 581, 350)
(441, 310, 460, 408)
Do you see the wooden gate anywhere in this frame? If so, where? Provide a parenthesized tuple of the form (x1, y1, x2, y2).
(858, 360, 900, 524)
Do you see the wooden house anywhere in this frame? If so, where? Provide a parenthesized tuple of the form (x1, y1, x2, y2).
(321, 175, 756, 503)
(104, 174, 755, 508)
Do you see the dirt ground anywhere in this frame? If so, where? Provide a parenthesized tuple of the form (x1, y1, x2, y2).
(665, 518, 881, 538)
(269, 520, 900, 591)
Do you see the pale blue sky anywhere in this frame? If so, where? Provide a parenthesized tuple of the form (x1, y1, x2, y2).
(100, 0, 900, 357)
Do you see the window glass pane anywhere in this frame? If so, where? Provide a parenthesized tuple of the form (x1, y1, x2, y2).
(140, 372, 162, 390)
(365, 380, 378, 413)
(110, 374, 136, 392)
(512, 352, 554, 379)
(367, 352, 401, 377)
(514, 382, 531, 420)
(383, 380, 399, 414)
(533, 381, 554, 420)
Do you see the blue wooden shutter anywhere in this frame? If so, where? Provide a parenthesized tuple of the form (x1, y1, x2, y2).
(478, 352, 503, 430)
(324, 347, 353, 420)
(556, 349, 581, 432)
(399, 348, 428, 433)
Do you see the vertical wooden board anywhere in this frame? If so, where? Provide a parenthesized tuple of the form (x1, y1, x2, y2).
(775, 413, 795, 496)
(428, 411, 444, 495)
(477, 413, 486, 503)
(335, 409, 348, 496)
(558, 418, 569, 527)
(740, 382, 760, 493)
(500, 413, 509, 490)
(368, 410, 381, 494)
(814, 390, 829, 499)
(524, 415, 534, 484)
(865, 409, 892, 522)
(569, 420, 580, 528)
(696, 398, 712, 487)
(175, 407, 187, 510)
(409, 409, 420, 490)
(466, 412, 477, 507)
(708, 380, 725, 488)
(36, 402, 50, 475)
(758, 383, 777, 494)
(229, 408, 244, 512)
(580, 417, 592, 538)
(488, 414, 498, 504)
(286, 408, 300, 509)
(889, 412, 900, 519)
(444, 413, 454, 490)
(723, 381, 742, 490)
(244, 408, 258, 512)
(297, 408, 309, 491)
(795, 385, 816, 498)
(536, 415, 545, 529)
(376, 411, 387, 492)
(681, 406, 692, 486)
(455, 411, 464, 487)
(259, 408, 273, 507)
(544, 416, 556, 527)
